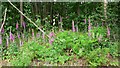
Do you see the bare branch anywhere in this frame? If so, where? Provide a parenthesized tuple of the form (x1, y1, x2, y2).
(0, 8, 7, 32)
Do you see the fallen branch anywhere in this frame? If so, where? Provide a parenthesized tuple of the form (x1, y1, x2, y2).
(8, 0, 50, 38)
(0, 8, 7, 32)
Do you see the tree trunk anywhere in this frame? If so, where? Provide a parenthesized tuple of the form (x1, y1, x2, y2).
(104, 0, 107, 22)
(50, 2, 53, 25)
(20, 0, 23, 27)
(35, 2, 38, 15)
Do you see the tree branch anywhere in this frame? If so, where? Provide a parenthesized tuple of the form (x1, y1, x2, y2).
(0, 8, 7, 32)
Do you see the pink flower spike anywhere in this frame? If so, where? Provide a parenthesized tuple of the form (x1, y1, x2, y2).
(1, 28, 4, 34)
(22, 22, 26, 29)
(107, 26, 110, 37)
(16, 22, 19, 29)
(10, 31, 14, 42)
(36, 32, 40, 38)
(72, 20, 75, 32)
(49, 38, 54, 45)
(17, 33, 20, 39)
(32, 29, 34, 39)
(49, 32, 55, 38)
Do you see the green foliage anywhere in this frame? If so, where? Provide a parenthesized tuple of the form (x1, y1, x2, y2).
(86, 48, 109, 66)
(3, 43, 19, 60)
(10, 41, 38, 66)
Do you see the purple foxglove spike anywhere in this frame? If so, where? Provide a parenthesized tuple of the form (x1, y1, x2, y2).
(107, 26, 110, 37)
(36, 32, 40, 38)
(22, 22, 26, 29)
(17, 33, 20, 39)
(1, 28, 4, 34)
(72, 20, 75, 32)
(49, 32, 55, 38)
(88, 31, 91, 37)
(10, 31, 14, 42)
(49, 38, 54, 45)
(0, 35, 2, 45)
(84, 19, 86, 24)
(16, 22, 19, 29)
(32, 29, 34, 39)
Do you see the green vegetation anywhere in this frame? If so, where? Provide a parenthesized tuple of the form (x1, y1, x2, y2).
(0, 1, 119, 66)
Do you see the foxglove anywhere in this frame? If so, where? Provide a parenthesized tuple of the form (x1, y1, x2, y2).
(49, 38, 54, 45)
(107, 26, 110, 38)
(36, 32, 40, 38)
(32, 29, 34, 40)
(49, 32, 55, 38)
(1, 28, 4, 34)
(72, 20, 75, 32)
(16, 22, 19, 29)
(10, 31, 14, 42)
(49, 32, 55, 45)
(22, 22, 26, 29)
(17, 33, 20, 39)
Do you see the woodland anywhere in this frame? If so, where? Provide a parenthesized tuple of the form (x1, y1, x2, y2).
(0, 0, 120, 66)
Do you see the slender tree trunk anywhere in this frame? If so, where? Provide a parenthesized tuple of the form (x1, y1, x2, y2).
(76, 3, 80, 32)
(50, 2, 53, 25)
(35, 1, 38, 15)
(20, 0, 23, 27)
(104, 0, 107, 22)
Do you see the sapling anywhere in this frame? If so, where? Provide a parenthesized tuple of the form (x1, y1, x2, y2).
(76, 22, 79, 32)
(6, 33, 9, 46)
(42, 32, 45, 42)
(72, 20, 75, 32)
(88, 17, 91, 37)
